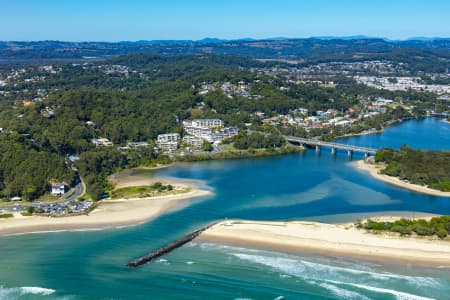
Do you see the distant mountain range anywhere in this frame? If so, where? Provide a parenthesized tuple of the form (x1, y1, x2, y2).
(0, 37, 449, 62)
(119, 36, 450, 44)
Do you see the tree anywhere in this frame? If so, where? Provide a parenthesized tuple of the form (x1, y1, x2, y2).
(202, 140, 213, 152)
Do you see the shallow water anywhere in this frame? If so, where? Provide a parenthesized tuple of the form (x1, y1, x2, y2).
(0, 118, 449, 299)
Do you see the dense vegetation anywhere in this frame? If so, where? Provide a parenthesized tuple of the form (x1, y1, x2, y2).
(233, 132, 286, 150)
(0, 51, 447, 201)
(356, 216, 450, 239)
(375, 146, 450, 192)
(375, 146, 450, 191)
(0, 133, 75, 200)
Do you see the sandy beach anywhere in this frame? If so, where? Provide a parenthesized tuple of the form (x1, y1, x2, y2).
(354, 160, 450, 197)
(0, 189, 211, 236)
(198, 220, 450, 266)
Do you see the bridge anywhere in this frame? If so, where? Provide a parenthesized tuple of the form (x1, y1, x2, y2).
(284, 136, 378, 156)
(429, 112, 449, 118)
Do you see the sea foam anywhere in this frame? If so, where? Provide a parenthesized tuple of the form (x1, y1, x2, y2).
(315, 282, 370, 300)
(0, 286, 55, 299)
(325, 280, 435, 300)
(232, 252, 440, 289)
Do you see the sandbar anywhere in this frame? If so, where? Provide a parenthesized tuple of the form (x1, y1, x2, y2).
(354, 160, 450, 197)
(198, 219, 450, 266)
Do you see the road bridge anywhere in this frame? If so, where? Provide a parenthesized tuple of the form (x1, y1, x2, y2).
(285, 136, 378, 157)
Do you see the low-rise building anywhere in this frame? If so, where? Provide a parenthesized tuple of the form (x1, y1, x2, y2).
(128, 141, 149, 148)
(182, 135, 204, 149)
(92, 138, 113, 147)
(184, 119, 224, 128)
(157, 133, 180, 153)
(214, 127, 239, 142)
(51, 183, 67, 197)
(157, 133, 180, 143)
(182, 118, 238, 143)
(41, 107, 55, 118)
(184, 126, 213, 141)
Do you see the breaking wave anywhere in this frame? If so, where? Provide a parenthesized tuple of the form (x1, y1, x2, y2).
(0, 286, 55, 299)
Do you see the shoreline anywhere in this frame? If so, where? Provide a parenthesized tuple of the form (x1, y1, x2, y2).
(0, 189, 212, 236)
(353, 160, 450, 197)
(198, 220, 450, 267)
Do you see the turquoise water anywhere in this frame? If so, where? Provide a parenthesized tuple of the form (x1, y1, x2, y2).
(0, 118, 449, 300)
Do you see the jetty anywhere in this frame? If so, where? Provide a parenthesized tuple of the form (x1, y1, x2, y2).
(126, 222, 216, 268)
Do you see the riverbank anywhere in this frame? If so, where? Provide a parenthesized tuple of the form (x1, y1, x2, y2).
(198, 219, 450, 266)
(354, 160, 450, 197)
(177, 145, 304, 162)
(0, 189, 211, 236)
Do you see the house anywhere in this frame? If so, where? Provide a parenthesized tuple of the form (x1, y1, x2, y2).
(128, 141, 149, 148)
(22, 100, 33, 107)
(91, 138, 113, 147)
(51, 183, 67, 197)
(68, 155, 80, 162)
(85, 121, 96, 127)
(373, 98, 394, 106)
(41, 107, 55, 118)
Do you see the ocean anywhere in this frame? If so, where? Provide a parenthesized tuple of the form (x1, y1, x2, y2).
(0, 118, 449, 299)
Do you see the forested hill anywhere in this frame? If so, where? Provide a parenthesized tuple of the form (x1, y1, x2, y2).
(0, 53, 444, 200)
(1, 38, 449, 66)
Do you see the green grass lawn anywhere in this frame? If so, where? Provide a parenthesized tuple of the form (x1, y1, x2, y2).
(0, 213, 14, 219)
(110, 182, 190, 199)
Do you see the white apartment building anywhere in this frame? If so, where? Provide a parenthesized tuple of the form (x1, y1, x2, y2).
(157, 133, 180, 143)
(182, 118, 238, 144)
(156, 133, 180, 153)
(213, 127, 239, 142)
(184, 126, 214, 141)
(189, 119, 224, 128)
(182, 135, 204, 149)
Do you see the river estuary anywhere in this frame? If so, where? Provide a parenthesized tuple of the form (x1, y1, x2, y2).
(0, 118, 449, 300)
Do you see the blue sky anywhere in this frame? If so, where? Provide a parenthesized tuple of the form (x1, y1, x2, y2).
(1, 0, 449, 41)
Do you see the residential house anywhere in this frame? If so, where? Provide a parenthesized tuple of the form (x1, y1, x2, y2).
(92, 138, 113, 147)
(128, 141, 149, 148)
(51, 183, 67, 197)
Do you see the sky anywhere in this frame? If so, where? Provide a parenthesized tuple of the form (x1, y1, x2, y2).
(1, 0, 449, 41)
